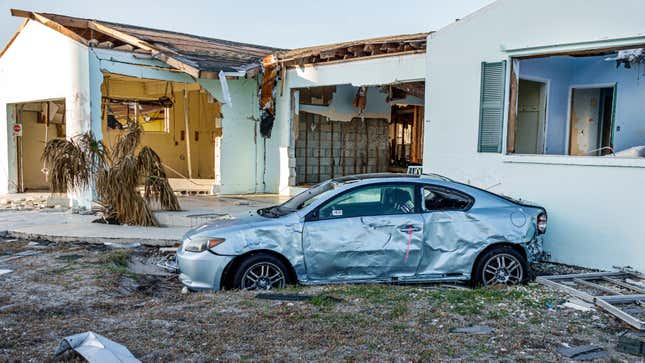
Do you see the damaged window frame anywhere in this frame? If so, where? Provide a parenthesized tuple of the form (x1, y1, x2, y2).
(500, 42, 645, 166)
(306, 182, 421, 222)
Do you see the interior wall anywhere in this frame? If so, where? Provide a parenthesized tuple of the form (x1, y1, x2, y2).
(299, 85, 391, 122)
(101, 78, 220, 180)
(198, 78, 263, 194)
(520, 55, 645, 154)
(19, 110, 63, 190)
(272, 54, 426, 195)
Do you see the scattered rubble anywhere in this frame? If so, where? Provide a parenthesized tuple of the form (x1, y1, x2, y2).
(556, 344, 609, 361)
(55, 331, 140, 362)
(0, 238, 639, 361)
(451, 325, 494, 335)
(617, 331, 645, 357)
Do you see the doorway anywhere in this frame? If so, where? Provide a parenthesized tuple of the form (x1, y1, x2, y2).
(14, 100, 66, 192)
(516, 79, 547, 154)
(568, 86, 615, 156)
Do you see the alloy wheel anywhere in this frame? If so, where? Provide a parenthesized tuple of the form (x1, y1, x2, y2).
(482, 253, 524, 286)
(241, 262, 286, 290)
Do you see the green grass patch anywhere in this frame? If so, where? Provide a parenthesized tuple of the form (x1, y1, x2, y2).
(99, 250, 132, 268)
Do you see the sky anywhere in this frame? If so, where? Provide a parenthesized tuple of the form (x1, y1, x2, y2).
(0, 0, 494, 50)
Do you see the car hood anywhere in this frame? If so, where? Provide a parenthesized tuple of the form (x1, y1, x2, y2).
(185, 209, 299, 239)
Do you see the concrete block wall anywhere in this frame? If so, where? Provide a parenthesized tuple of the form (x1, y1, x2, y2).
(295, 112, 389, 185)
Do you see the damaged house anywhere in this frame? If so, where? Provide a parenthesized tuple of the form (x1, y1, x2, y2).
(0, 9, 427, 208)
(0, 9, 280, 207)
(423, 0, 645, 271)
(269, 34, 428, 195)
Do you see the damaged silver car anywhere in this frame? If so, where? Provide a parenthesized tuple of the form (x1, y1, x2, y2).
(176, 173, 547, 291)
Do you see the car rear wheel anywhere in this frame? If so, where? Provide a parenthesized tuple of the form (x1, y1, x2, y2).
(232, 254, 290, 291)
(473, 246, 527, 287)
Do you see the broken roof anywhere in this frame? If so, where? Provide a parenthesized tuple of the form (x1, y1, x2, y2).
(9, 9, 282, 78)
(276, 32, 430, 67)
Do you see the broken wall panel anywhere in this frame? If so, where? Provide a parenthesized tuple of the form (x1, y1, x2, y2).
(295, 112, 389, 185)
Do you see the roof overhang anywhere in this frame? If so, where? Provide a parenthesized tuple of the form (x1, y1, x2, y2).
(8, 9, 273, 79)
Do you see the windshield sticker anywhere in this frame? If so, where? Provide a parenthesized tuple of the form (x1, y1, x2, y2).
(331, 209, 343, 216)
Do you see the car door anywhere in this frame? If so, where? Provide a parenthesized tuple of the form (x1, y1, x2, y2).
(417, 184, 477, 276)
(302, 183, 425, 281)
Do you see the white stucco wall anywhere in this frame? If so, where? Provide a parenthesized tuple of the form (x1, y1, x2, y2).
(271, 54, 426, 195)
(424, 0, 645, 271)
(0, 20, 92, 206)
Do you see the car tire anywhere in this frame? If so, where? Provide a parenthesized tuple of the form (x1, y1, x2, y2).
(472, 246, 528, 287)
(232, 253, 291, 291)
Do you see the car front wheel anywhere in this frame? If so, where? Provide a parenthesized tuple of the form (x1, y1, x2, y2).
(473, 246, 527, 287)
(232, 254, 290, 290)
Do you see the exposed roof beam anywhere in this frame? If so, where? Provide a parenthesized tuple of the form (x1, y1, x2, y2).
(87, 20, 201, 79)
(10, 9, 88, 46)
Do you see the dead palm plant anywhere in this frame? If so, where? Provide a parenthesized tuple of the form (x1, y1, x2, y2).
(42, 121, 180, 226)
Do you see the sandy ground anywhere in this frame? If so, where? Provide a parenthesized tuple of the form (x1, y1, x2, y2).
(0, 236, 640, 362)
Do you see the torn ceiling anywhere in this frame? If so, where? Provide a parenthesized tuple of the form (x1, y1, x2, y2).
(275, 33, 430, 67)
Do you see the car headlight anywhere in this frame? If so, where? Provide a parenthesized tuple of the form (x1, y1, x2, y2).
(183, 237, 226, 252)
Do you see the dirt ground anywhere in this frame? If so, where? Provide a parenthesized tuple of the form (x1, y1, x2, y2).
(0, 236, 640, 362)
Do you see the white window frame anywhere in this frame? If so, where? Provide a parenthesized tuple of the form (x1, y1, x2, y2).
(500, 36, 645, 168)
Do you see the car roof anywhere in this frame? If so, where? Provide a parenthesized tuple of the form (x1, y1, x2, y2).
(331, 173, 452, 184)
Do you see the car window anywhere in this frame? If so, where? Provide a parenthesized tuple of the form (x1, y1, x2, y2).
(422, 186, 472, 212)
(318, 184, 416, 220)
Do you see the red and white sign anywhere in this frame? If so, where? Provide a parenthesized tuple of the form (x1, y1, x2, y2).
(12, 123, 22, 137)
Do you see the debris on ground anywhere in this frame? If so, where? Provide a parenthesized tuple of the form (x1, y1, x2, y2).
(556, 344, 609, 361)
(55, 331, 141, 363)
(617, 330, 645, 357)
(538, 270, 645, 330)
(450, 325, 493, 335)
(562, 298, 596, 312)
(255, 293, 343, 303)
(0, 269, 12, 276)
(0, 238, 639, 361)
(0, 250, 43, 263)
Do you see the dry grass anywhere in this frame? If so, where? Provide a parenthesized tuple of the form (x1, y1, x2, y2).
(42, 121, 180, 226)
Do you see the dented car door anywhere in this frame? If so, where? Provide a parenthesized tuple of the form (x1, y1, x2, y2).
(302, 183, 424, 281)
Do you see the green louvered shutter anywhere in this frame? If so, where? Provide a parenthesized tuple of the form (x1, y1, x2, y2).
(478, 61, 507, 153)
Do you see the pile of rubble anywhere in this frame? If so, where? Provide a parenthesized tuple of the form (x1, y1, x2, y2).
(0, 194, 69, 212)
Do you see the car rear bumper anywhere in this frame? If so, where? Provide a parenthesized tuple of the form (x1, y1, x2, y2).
(176, 248, 233, 291)
(524, 235, 547, 263)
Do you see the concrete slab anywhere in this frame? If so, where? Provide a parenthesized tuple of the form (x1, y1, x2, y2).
(0, 194, 288, 247)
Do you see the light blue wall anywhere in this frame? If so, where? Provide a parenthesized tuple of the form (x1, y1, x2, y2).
(571, 56, 645, 152)
(520, 55, 645, 154)
(199, 78, 264, 194)
(519, 57, 573, 154)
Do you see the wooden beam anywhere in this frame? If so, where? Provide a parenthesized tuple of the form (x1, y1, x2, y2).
(88, 21, 201, 78)
(11, 10, 89, 46)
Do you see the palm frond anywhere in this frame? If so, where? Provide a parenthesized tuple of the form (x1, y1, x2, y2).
(112, 121, 142, 161)
(137, 146, 180, 211)
(42, 121, 179, 226)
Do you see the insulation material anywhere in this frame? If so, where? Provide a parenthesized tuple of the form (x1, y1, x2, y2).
(218, 71, 232, 107)
(259, 55, 278, 138)
(605, 48, 645, 69)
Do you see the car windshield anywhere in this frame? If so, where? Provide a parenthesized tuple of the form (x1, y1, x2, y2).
(257, 181, 339, 218)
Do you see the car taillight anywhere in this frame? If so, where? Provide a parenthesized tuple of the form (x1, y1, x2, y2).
(537, 213, 547, 234)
